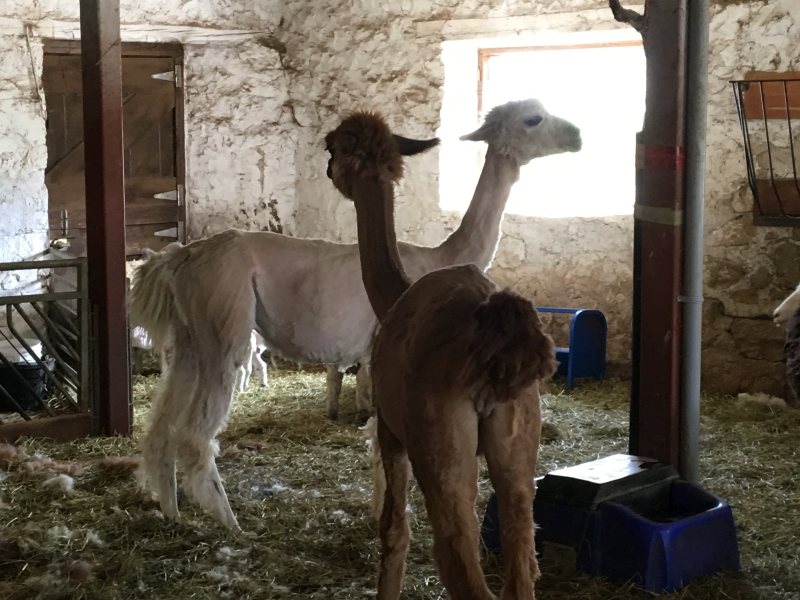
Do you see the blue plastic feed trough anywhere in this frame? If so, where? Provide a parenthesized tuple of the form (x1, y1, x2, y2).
(535, 307, 606, 389)
(481, 454, 740, 593)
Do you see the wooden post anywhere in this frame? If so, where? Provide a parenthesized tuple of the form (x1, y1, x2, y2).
(79, 0, 131, 435)
(610, 0, 688, 467)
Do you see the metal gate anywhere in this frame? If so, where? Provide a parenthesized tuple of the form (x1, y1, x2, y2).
(0, 254, 93, 442)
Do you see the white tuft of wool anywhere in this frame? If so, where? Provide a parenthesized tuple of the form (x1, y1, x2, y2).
(216, 546, 248, 561)
(46, 525, 75, 540)
(85, 530, 104, 546)
(330, 508, 352, 524)
(360, 416, 378, 449)
(42, 474, 75, 493)
(736, 392, 787, 409)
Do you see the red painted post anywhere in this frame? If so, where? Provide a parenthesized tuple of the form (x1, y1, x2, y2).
(79, 0, 131, 435)
(610, 0, 688, 467)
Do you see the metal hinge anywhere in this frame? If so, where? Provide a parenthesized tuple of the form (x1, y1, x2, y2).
(153, 184, 184, 206)
(151, 65, 183, 88)
(154, 226, 178, 239)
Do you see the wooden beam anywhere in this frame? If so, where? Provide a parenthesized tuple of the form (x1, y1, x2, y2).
(0, 414, 93, 444)
(79, 0, 131, 435)
(618, 0, 688, 468)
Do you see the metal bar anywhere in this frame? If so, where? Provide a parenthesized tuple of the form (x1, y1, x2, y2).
(80, 0, 131, 435)
(46, 317, 79, 343)
(0, 291, 83, 306)
(759, 82, 787, 216)
(680, 0, 709, 483)
(79, 253, 91, 415)
(0, 258, 85, 270)
(783, 81, 800, 203)
(0, 382, 32, 421)
(734, 82, 764, 215)
(6, 305, 79, 412)
(31, 302, 80, 363)
(0, 318, 52, 417)
(53, 301, 78, 321)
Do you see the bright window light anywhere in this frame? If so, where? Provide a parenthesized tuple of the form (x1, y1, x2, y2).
(439, 35, 645, 218)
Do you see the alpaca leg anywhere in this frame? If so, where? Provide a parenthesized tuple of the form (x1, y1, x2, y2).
(253, 352, 268, 387)
(355, 363, 373, 423)
(140, 411, 179, 520)
(481, 394, 542, 599)
(326, 366, 344, 420)
(237, 362, 251, 393)
(180, 435, 239, 530)
(140, 346, 196, 521)
(361, 416, 385, 521)
(410, 410, 495, 600)
(376, 414, 411, 600)
(177, 367, 240, 530)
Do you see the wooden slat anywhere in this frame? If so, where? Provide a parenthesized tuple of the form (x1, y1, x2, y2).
(0, 413, 93, 443)
(742, 72, 800, 120)
(753, 179, 800, 217)
(44, 39, 183, 58)
(49, 202, 180, 229)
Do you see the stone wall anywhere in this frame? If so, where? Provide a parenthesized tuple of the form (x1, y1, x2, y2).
(0, 0, 295, 255)
(183, 40, 296, 238)
(1, 0, 797, 394)
(0, 32, 48, 291)
(278, 0, 800, 393)
(704, 0, 800, 395)
(280, 0, 635, 372)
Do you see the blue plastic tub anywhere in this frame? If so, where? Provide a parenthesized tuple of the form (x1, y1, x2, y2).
(481, 455, 740, 593)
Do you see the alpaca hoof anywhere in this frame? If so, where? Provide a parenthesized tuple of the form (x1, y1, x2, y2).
(327, 408, 339, 421)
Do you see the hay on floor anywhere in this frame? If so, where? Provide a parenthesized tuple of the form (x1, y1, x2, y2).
(0, 367, 798, 599)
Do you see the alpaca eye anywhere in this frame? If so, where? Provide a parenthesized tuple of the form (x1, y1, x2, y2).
(524, 116, 543, 127)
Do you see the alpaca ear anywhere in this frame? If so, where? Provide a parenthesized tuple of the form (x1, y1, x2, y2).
(460, 121, 498, 142)
(393, 135, 440, 156)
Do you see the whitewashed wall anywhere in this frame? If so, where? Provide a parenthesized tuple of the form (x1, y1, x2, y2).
(704, 0, 800, 395)
(1, 0, 797, 393)
(279, 0, 800, 392)
(0, 34, 48, 291)
(280, 0, 635, 370)
(0, 0, 295, 259)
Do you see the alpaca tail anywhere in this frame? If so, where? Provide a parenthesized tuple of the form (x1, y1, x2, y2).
(129, 243, 185, 351)
(466, 289, 556, 400)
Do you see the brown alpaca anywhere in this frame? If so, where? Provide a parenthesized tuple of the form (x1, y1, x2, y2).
(325, 111, 557, 600)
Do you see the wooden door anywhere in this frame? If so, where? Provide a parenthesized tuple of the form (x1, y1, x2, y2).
(43, 42, 185, 256)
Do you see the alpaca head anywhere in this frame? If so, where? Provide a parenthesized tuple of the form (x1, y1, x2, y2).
(460, 99, 582, 164)
(325, 111, 440, 200)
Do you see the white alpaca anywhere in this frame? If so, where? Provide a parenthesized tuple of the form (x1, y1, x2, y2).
(237, 331, 269, 392)
(774, 282, 800, 327)
(129, 99, 581, 528)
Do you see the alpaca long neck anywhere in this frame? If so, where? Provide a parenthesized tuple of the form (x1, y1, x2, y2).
(438, 148, 521, 269)
(352, 175, 410, 321)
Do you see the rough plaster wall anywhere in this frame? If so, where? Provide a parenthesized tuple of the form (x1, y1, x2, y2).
(0, 1, 277, 29)
(705, 0, 800, 395)
(0, 34, 48, 293)
(0, 0, 294, 250)
(281, 0, 634, 372)
(183, 41, 296, 238)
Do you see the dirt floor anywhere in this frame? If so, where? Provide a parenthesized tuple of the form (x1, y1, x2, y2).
(0, 367, 798, 599)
